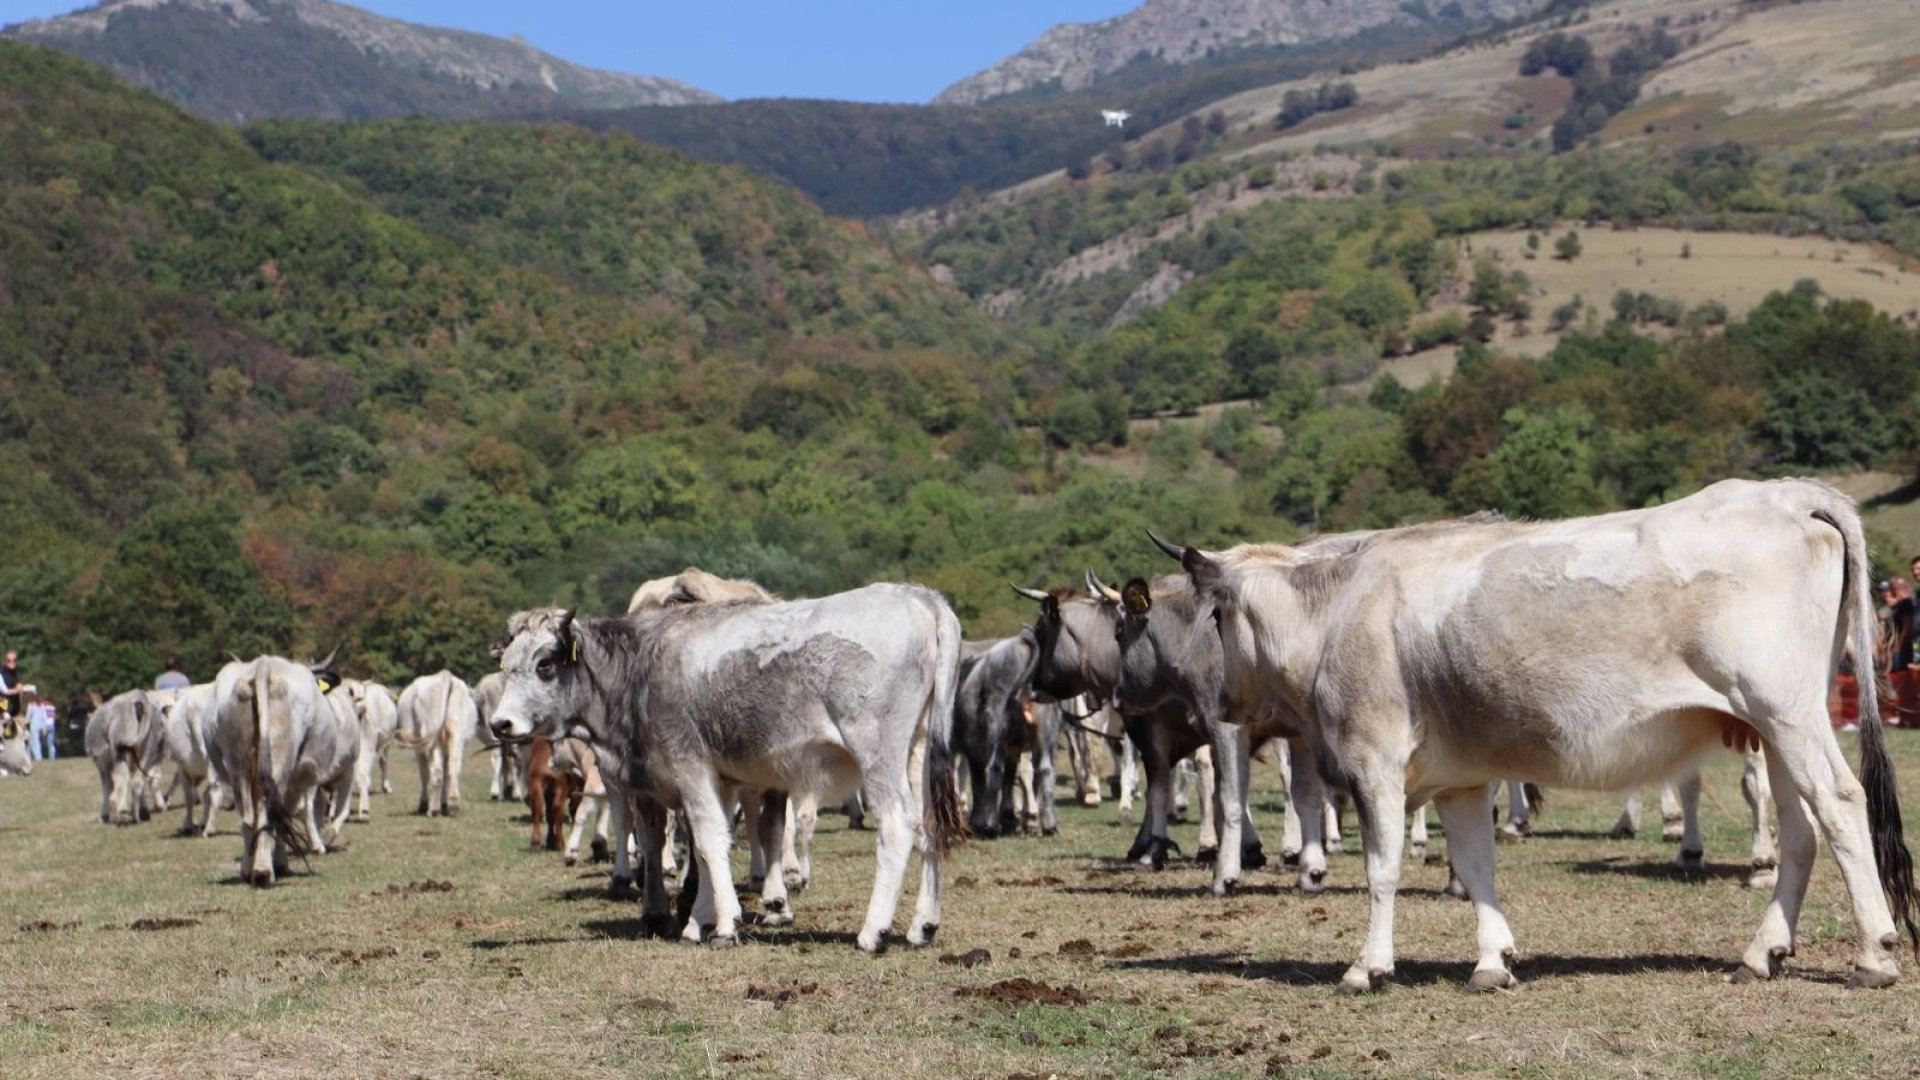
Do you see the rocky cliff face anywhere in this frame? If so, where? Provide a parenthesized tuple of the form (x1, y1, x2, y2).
(4, 0, 718, 121)
(935, 0, 1542, 105)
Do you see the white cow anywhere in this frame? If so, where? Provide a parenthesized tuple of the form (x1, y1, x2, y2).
(0, 710, 33, 776)
(156, 684, 223, 835)
(393, 671, 477, 817)
(471, 672, 525, 803)
(337, 679, 398, 822)
(86, 690, 166, 824)
(1165, 478, 1918, 991)
(208, 657, 336, 885)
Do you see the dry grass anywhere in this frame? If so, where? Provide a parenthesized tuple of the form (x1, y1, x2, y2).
(1374, 225, 1919, 390)
(5, 735, 1920, 1078)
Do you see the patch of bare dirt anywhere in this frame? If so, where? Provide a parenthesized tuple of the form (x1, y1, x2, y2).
(374, 880, 454, 897)
(1057, 938, 1097, 958)
(20, 920, 79, 933)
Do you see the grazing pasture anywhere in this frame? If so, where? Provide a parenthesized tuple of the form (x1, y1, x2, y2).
(3, 738, 1919, 1078)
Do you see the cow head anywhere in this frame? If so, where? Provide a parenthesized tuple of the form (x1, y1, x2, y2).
(489, 608, 584, 743)
(1149, 530, 1266, 717)
(1009, 580, 1122, 702)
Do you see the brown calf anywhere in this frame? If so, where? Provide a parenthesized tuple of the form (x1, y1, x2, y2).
(526, 737, 583, 852)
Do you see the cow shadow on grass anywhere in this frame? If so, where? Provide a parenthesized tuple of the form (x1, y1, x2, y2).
(1111, 950, 1744, 987)
(575, 917, 862, 949)
(1564, 856, 1750, 884)
(468, 935, 587, 951)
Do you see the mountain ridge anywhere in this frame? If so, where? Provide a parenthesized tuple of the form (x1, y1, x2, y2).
(935, 0, 1545, 105)
(3, 0, 718, 122)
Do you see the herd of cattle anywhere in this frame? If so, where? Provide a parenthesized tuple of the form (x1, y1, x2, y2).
(30, 477, 1920, 994)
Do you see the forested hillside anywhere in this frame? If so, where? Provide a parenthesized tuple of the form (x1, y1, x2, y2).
(0, 42, 1281, 702)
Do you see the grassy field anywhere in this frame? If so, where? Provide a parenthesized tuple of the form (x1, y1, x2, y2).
(5, 734, 1920, 1079)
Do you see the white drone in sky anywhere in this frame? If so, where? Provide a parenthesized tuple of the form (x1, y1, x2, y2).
(1101, 109, 1131, 128)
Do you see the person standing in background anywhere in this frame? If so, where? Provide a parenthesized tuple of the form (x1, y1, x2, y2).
(0, 651, 20, 721)
(30, 697, 56, 760)
(154, 656, 190, 693)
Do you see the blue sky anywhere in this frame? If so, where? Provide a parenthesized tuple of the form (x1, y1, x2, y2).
(0, 0, 1134, 102)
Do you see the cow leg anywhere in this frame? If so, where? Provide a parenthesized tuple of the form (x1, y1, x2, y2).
(1763, 725, 1900, 987)
(415, 750, 434, 816)
(1066, 721, 1098, 808)
(679, 779, 742, 946)
(1205, 726, 1244, 895)
(856, 775, 919, 954)
(95, 755, 113, 823)
(488, 746, 505, 801)
(1659, 781, 1685, 843)
(741, 788, 769, 890)
(1433, 785, 1518, 992)
(1339, 754, 1407, 995)
(1408, 803, 1429, 862)
(791, 794, 817, 891)
(633, 799, 672, 932)
(1034, 706, 1061, 836)
(1173, 756, 1194, 824)
(444, 729, 468, 815)
(1743, 747, 1778, 890)
(548, 779, 570, 851)
(757, 791, 795, 926)
(1278, 739, 1302, 864)
(781, 798, 803, 889)
(1739, 745, 1819, 981)
(608, 793, 636, 894)
(566, 792, 600, 865)
(1289, 742, 1329, 893)
(1612, 788, 1643, 839)
(143, 763, 167, 815)
(1236, 736, 1266, 870)
(1671, 770, 1706, 874)
(1195, 745, 1219, 858)
(1498, 780, 1530, 840)
(378, 742, 392, 794)
(110, 751, 136, 825)
(324, 781, 353, 849)
(352, 732, 375, 822)
(1013, 752, 1037, 834)
(177, 774, 201, 835)
(1324, 796, 1344, 855)
(202, 779, 221, 837)
(1116, 730, 1139, 827)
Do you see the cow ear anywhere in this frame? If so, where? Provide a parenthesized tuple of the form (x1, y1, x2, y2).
(1122, 578, 1152, 615)
(558, 609, 579, 665)
(1183, 546, 1223, 596)
(488, 636, 509, 663)
(1040, 594, 1060, 623)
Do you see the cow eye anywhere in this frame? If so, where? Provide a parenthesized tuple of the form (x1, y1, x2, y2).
(536, 657, 557, 681)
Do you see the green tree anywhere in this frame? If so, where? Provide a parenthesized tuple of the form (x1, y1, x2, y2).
(1493, 406, 1605, 520)
(1554, 230, 1583, 261)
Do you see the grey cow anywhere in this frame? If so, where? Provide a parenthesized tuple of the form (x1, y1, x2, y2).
(951, 631, 1044, 838)
(208, 657, 338, 885)
(0, 710, 33, 776)
(487, 582, 966, 952)
(87, 689, 168, 824)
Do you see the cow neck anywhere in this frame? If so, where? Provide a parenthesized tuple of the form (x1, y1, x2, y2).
(1060, 600, 1122, 700)
(1231, 564, 1324, 722)
(575, 616, 650, 780)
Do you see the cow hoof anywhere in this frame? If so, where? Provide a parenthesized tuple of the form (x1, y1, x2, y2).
(787, 875, 809, 893)
(354, 811, 370, 824)
(608, 876, 636, 900)
(589, 837, 610, 863)
(1326, 839, 1344, 856)
(856, 931, 887, 954)
(1337, 967, 1391, 995)
(1443, 878, 1469, 901)
(1173, 807, 1189, 824)
(1423, 851, 1447, 867)
(1194, 846, 1219, 866)
(1118, 810, 1134, 827)
(1281, 849, 1302, 868)
(760, 909, 795, 927)
(1496, 824, 1523, 843)
(1466, 968, 1517, 994)
(1242, 844, 1268, 871)
(563, 853, 578, 867)
(1662, 824, 1685, 843)
(1747, 861, 1778, 891)
(381, 782, 392, 794)
(1846, 965, 1898, 990)
(909, 923, 938, 947)
(488, 794, 501, 802)
(1673, 850, 1706, 878)
(706, 932, 738, 950)
(1300, 868, 1328, 895)
(1609, 824, 1635, 841)
(1408, 843, 1426, 862)
(1041, 824, 1058, 838)
(1081, 794, 1101, 808)
(747, 876, 766, 894)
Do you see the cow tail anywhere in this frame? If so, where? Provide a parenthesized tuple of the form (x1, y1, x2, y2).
(1523, 783, 1546, 818)
(924, 602, 969, 858)
(1818, 501, 1918, 954)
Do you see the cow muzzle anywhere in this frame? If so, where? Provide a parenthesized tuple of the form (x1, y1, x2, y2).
(490, 716, 532, 744)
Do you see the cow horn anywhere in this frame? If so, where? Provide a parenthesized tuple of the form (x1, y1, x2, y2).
(1009, 583, 1051, 602)
(1147, 530, 1187, 562)
(310, 648, 338, 672)
(1085, 570, 1121, 603)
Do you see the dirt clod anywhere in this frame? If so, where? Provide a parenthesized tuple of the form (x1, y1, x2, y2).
(1108, 942, 1151, 958)
(746, 985, 798, 1006)
(954, 978, 1090, 1008)
(128, 917, 199, 932)
(939, 948, 992, 969)
(20, 920, 79, 933)
(376, 880, 454, 897)
(1018, 1030, 1039, 1046)
(1311, 1046, 1333, 1060)
(1057, 938, 1097, 958)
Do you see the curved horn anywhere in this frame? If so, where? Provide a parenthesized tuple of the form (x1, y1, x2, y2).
(1147, 530, 1187, 562)
(1085, 569, 1121, 603)
(1009, 583, 1051, 602)
(310, 648, 338, 672)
